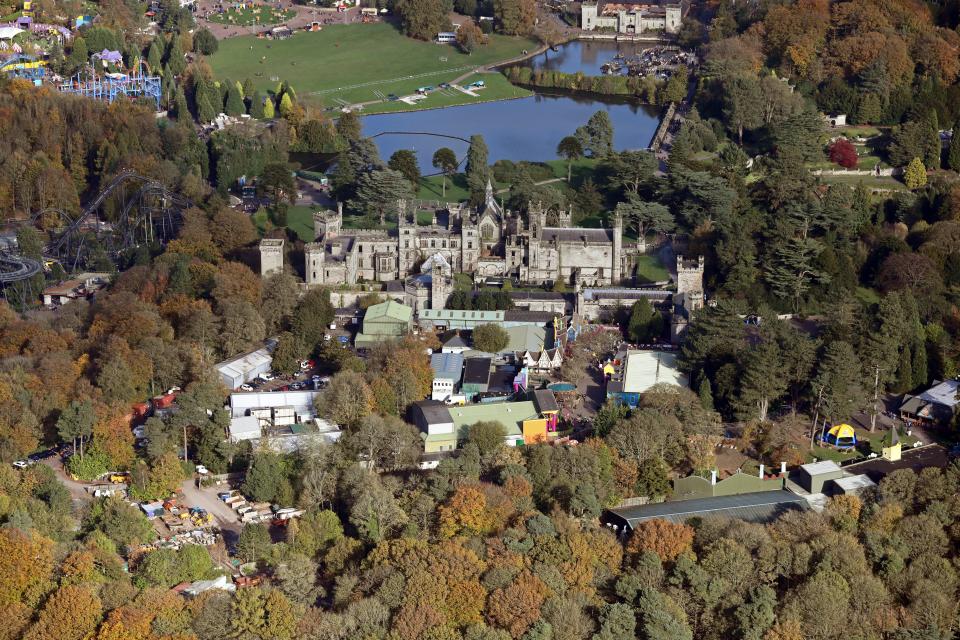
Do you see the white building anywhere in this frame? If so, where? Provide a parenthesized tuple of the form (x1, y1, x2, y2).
(581, 0, 682, 34)
(215, 339, 277, 390)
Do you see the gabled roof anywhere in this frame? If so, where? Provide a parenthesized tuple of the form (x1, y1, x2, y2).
(413, 400, 454, 425)
(443, 333, 470, 349)
(531, 389, 559, 413)
(364, 300, 413, 324)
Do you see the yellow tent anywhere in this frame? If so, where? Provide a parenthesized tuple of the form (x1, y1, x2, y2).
(827, 424, 856, 440)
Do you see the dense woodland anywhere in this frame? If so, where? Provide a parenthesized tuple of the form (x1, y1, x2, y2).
(2, 0, 960, 638)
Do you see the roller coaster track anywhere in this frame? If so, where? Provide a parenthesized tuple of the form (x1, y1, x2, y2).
(0, 171, 190, 288)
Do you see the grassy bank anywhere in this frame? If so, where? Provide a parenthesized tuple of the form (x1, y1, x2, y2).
(208, 23, 537, 108)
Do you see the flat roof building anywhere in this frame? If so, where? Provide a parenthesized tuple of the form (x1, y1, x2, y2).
(797, 460, 844, 494)
(607, 349, 687, 407)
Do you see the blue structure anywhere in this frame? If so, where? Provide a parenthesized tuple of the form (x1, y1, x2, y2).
(0, 54, 46, 84)
(58, 68, 161, 110)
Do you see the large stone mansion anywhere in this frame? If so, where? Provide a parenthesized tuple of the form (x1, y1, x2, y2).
(265, 182, 647, 296)
(581, 0, 683, 34)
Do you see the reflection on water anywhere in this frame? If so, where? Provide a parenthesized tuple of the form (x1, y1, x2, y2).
(362, 40, 662, 167)
(526, 40, 655, 76)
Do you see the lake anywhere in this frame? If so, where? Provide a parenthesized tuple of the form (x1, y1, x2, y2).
(525, 40, 656, 76)
(361, 41, 662, 167)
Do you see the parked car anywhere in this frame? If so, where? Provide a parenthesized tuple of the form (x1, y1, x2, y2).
(195, 464, 210, 475)
(239, 384, 253, 392)
(261, 372, 275, 381)
(12, 460, 28, 469)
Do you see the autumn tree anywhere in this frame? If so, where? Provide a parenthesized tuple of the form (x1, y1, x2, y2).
(625, 518, 694, 562)
(315, 370, 373, 428)
(23, 584, 102, 640)
(828, 138, 858, 169)
(486, 571, 548, 638)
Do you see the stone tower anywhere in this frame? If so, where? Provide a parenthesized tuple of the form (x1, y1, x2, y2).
(313, 203, 342, 241)
(259, 238, 284, 277)
(612, 209, 623, 284)
(305, 242, 324, 285)
(557, 205, 573, 228)
(430, 254, 450, 310)
(675, 255, 705, 311)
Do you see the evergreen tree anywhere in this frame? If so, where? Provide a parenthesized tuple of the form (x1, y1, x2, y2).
(947, 123, 960, 172)
(250, 91, 265, 119)
(165, 36, 186, 77)
(263, 97, 275, 119)
(904, 157, 927, 190)
(912, 340, 928, 389)
(575, 110, 614, 157)
(465, 134, 490, 205)
(813, 340, 867, 422)
(894, 345, 913, 394)
(197, 94, 216, 124)
(736, 338, 787, 422)
(146, 40, 162, 74)
(627, 298, 654, 343)
(279, 93, 294, 118)
(173, 86, 190, 121)
(66, 37, 88, 73)
(388, 149, 421, 190)
(225, 85, 245, 116)
(698, 378, 714, 411)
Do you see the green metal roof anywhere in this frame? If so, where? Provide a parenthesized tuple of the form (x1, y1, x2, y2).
(447, 401, 539, 437)
(364, 300, 413, 324)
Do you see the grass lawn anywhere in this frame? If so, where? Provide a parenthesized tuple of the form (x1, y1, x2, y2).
(361, 73, 531, 115)
(544, 157, 600, 182)
(252, 205, 316, 241)
(809, 426, 920, 463)
(207, 4, 295, 26)
(418, 173, 471, 202)
(634, 254, 669, 284)
(208, 22, 537, 108)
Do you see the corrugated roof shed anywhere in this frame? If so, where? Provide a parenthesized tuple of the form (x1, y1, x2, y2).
(605, 491, 809, 529)
(431, 352, 464, 380)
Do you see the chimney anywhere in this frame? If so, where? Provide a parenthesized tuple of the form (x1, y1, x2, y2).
(337, 201, 343, 218)
(780, 461, 787, 475)
(710, 469, 717, 485)
(758, 464, 765, 479)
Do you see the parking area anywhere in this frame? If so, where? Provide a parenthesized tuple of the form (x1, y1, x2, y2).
(237, 360, 330, 393)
